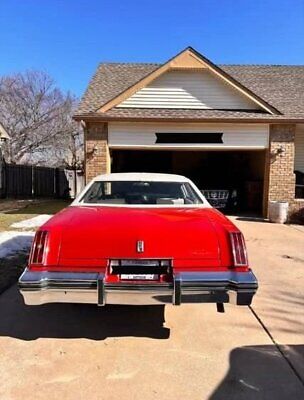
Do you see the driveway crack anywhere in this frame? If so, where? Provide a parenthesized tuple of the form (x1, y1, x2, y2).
(249, 305, 304, 387)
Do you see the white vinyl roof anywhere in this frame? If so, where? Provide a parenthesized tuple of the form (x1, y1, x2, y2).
(93, 172, 191, 183)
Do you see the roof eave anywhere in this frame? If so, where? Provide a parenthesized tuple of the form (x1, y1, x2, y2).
(73, 113, 304, 124)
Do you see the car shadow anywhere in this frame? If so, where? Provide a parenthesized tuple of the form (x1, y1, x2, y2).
(0, 233, 33, 260)
(0, 285, 170, 340)
(209, 345, 304, 400)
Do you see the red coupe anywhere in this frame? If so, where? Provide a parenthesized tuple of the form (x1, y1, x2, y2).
(19, 173, 257, 310)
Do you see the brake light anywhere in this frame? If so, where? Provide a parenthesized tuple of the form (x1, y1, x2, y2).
(30, 230, 48, 265)
(230, 232, 248, 267)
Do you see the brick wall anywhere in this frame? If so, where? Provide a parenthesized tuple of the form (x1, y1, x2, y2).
(84, 122, 110, 183)
(265, 123, 304, 223)
(267, 124, 296, 204)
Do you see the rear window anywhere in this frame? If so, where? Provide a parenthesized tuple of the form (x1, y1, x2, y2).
(80, 181, 203, 205)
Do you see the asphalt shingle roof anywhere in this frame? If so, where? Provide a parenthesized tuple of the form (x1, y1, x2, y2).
(75, 63, 304, 120)
(77, 63, 159, 114)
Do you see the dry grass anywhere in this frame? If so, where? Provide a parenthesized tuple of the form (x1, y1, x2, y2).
(0, 199, 71, 231)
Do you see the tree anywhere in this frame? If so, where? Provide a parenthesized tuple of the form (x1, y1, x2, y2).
(0, 70, 83, 168)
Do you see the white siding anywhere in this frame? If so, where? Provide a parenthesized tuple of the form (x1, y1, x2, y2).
(117, 70, 260, 110)
(295, 125, 304, 172)
(108, 123, 269, 150)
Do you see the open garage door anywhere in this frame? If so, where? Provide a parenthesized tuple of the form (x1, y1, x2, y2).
(111, 149, 266, 214)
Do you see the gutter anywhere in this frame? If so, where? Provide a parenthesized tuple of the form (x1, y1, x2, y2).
(73, 114, 304, 124)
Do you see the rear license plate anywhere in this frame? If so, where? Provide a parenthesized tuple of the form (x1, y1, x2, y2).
(120, 274, 159, 280)
(120, 260, 159, 266)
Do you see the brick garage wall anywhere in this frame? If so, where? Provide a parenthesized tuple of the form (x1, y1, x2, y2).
(84, 122, 110, 183)
(266, 123, 304, 223)
(267, 124, 296, 203)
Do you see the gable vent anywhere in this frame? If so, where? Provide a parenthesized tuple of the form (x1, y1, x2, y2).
(117, 70, 261, 110)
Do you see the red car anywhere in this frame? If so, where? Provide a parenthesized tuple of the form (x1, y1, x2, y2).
(19, 173, 257, 310)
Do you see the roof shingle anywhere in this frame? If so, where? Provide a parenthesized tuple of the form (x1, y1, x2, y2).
(75, 63, 304, 120)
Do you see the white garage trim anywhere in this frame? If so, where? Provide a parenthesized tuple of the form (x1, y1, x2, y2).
(108, 122, 269, 150)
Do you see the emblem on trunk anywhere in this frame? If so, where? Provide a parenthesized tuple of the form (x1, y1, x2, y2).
(136, 240, 144, 253)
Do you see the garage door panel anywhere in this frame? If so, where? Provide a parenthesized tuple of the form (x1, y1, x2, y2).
(108, 123, 269, 149)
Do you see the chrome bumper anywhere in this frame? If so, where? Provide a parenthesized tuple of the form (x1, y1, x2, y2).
(18, 268, 258, 306)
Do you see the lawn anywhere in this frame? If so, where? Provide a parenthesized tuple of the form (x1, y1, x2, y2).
(0, 199, 71, 231)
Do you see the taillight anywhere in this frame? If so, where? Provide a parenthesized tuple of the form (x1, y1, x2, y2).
(30, 230, 48, 265)
(230, 232, 248, 267)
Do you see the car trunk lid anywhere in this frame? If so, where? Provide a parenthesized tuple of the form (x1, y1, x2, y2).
(58, 206, 221, 267)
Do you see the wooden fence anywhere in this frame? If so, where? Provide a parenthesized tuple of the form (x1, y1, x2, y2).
(0, 163, 72, 199)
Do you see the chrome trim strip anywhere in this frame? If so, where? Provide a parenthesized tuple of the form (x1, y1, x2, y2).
(18, 269, 99, 286)
(177, 271, 257, 286)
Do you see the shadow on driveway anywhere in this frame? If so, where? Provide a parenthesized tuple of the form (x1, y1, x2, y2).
(0, 285, 170, 340)
(209, 345, 304, 399)
(0, 233, 33, 260)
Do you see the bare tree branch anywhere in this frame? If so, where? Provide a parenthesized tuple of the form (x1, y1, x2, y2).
(0, 70, 83, 168)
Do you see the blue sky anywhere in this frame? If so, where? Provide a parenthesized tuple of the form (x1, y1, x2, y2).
(0, 0, 303, 97)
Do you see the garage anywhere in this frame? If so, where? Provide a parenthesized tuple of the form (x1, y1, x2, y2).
(108, 122, 268, 214)
(76, 46, 304, 220)
(111, 149, 266, 213)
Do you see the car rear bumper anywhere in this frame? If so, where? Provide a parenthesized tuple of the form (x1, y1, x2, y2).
(18, 268, 258, 306)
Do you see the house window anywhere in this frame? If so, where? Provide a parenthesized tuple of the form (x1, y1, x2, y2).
(295, 173, 304, 199)
(294, 126, 304, 199)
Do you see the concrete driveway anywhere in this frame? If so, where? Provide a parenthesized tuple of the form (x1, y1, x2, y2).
(0, 218, 303, 400)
